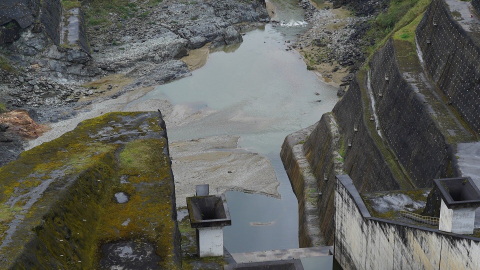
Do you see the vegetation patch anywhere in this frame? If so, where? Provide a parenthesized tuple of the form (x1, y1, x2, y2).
(0, 112, 180, 269)
(363, 0, 432, 58)
(0, 55, 15, 73)
(62, 0, 81, 10)
(0, 103, 7, 114)
(392, 13, 424, 44)
(85, 0, 143, 26)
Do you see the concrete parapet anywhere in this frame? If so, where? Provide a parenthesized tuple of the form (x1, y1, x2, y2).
(280, 124, 325, 247)
(335, 174, 480, 270)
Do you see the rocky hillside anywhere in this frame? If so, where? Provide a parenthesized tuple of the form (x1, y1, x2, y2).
(0, 0, 269, 166)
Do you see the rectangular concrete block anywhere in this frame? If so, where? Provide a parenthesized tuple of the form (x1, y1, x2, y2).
(197, 227, 224, 257)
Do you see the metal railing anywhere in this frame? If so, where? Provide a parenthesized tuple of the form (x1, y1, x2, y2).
(400, 210, 439, 226)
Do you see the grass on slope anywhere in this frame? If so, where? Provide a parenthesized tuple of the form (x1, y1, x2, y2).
(364, 0, 432, 58)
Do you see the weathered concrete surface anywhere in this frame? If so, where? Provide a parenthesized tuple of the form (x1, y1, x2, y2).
(332, 72, 404, 191)
(0, 112, 181, 269)
(335, 175, 480, 270)
(231, 246, 332, 264)
(417, 0, 480, 134)
(60, 8, 90, 53)
(281, 123, 326, 247)
(369, 39, 461, 187)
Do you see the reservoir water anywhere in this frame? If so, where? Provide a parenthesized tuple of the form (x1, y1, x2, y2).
(134, 0, 338, 256)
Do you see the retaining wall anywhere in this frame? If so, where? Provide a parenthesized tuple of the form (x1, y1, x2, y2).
(0, 112, 181, 269)
(369, 39, 456, 188)
(335, 174, 480, 270)
(416, 0, 480, 134)
(332, 72, 401, 192)
(281, 124, 324, 247)
(302, 114, 342, 246)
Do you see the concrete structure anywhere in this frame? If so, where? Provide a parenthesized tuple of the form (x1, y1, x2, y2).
(231, 246, 333, 264)
(335, 175, 480, 270)
(434, 178, 480, 234)
(196, 184, 210, 196)
(227, 247, 333, 269)
(187, 190, 231, 257)
(225, 259, 304, 270)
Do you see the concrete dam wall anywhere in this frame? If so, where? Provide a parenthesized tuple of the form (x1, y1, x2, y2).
(335, 175, 480, 270)
(281, 0, 478, 250)
(417, 0, 480, 134)
(369, 39, 458, 188)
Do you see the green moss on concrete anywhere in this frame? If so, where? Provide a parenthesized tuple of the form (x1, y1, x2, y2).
(179, 216, 227, 269)
(0, 112, 180, 269)
(392, 39, 476, 144)
(357, 70, 415, 189)
(364, 0, 432, 62)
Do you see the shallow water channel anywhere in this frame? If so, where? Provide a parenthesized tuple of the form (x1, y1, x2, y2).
(134, 0, 338, 263)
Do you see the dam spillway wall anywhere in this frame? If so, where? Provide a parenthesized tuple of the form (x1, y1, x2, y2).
(282, 0, 479, 250)
(369, 39, 457, 188)
(416, 0, 480, 134)
(335, 174, 480, 270)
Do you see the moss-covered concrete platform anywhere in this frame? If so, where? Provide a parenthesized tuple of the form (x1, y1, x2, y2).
(0, 111, 181, 269)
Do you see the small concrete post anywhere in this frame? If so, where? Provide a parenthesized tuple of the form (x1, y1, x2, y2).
(186, 190, 231, 257)
(196, 184, 209, 196)
(434, 177, 480, 234)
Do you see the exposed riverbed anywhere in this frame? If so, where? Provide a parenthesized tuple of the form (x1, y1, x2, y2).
(27, 0, 339, 259)
(128, 5, 339, 253)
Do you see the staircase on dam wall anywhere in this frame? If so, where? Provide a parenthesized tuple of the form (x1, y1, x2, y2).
(281, 0, 480, 249)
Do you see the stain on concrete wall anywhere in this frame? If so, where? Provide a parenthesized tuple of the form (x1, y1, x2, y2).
(335, 175, 480, 270)
(369, 39, 456, 188)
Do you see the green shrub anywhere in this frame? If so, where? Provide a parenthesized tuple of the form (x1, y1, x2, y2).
(0, 56, 15, 73)
(62, 0, 81, 10)
(0, 103, 7, 114)
(85, 0, 141, 27)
